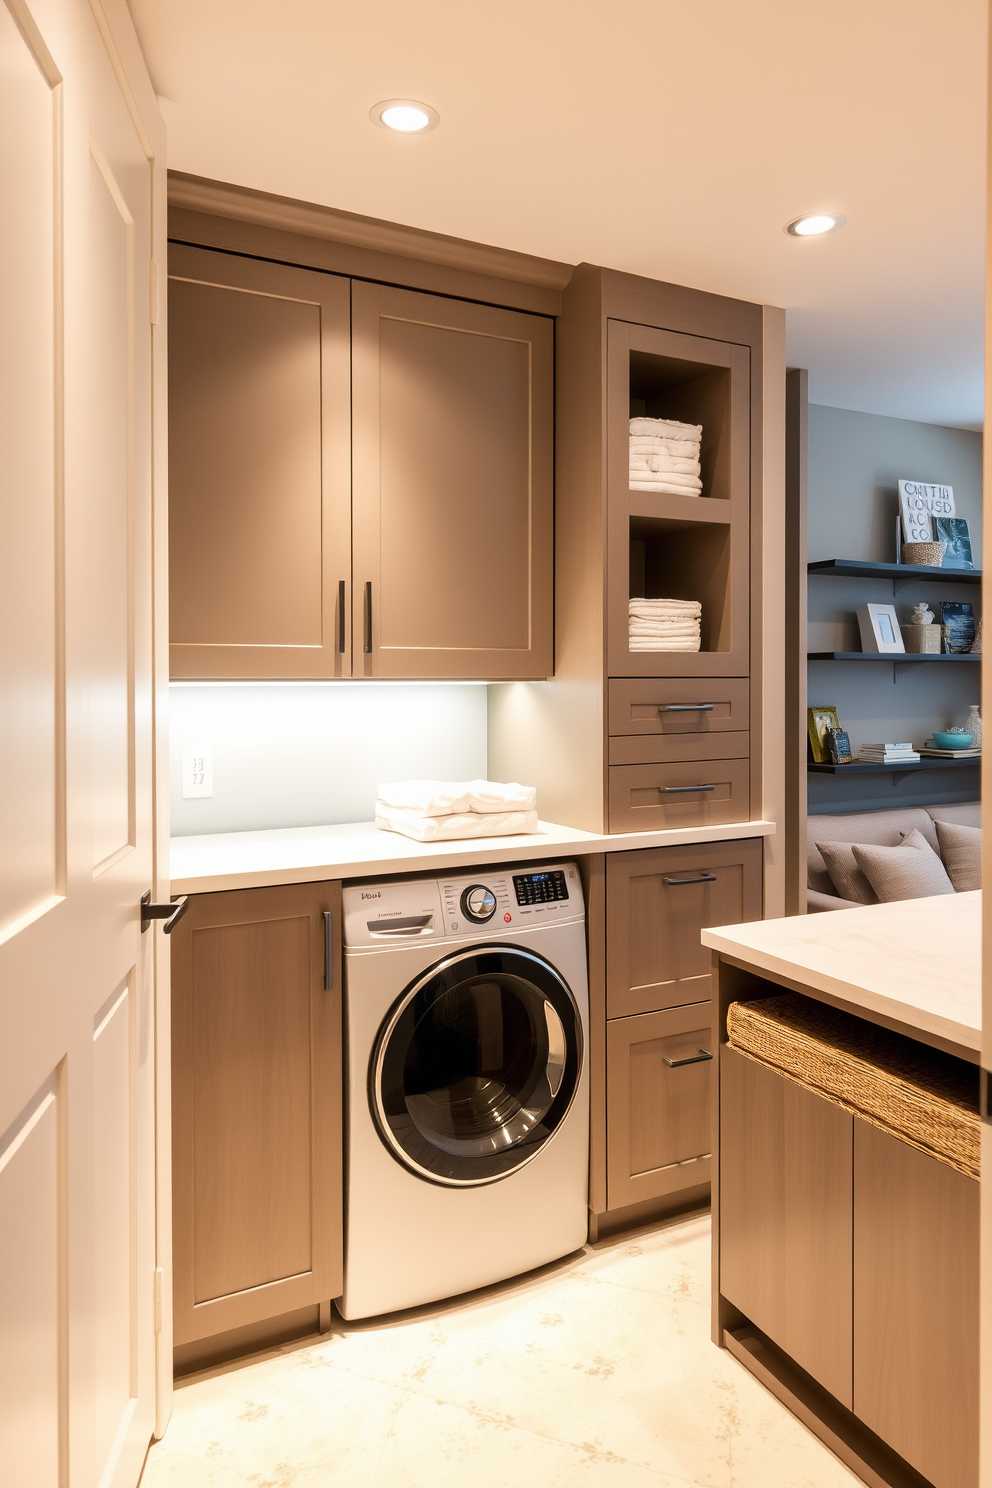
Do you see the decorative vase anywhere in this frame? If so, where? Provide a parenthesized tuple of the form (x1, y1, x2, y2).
(966, 704, 982, 750)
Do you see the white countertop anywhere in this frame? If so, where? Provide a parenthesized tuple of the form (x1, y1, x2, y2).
(170, 816, 776, 895)
(702, 891, 981, 1057)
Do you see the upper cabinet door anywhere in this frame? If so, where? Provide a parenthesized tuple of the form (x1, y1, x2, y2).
(168, 246, 351, 678)
(352, 283, 553, 679)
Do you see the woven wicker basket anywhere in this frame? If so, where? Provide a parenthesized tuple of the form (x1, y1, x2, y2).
(902, 541, 946, 567)
(902, 623, 942, 654)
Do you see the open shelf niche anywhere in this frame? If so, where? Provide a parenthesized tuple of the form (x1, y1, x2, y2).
(607, 320, 750, 679)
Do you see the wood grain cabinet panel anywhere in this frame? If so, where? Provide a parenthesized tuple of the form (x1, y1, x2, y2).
(606, 1003, 713, 1210)
(171, 882, 343, 1346)
(853, 1121, 978, 1488)
(606, 840, 761, 1017)
(608, 758, 749, 833)
(608, 677, 749, 736)
(719, 1047, 854, 1407)
(351, 281, 553, 679)
(168, 245, 352, 679)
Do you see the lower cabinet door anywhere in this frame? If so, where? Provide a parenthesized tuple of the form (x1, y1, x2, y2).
(608, 757, 749, 832)
(171, 881, 343, 1346)
(719, 1048, 854, 1406)
(606, 1003, 713, 1210)
(853, 1120, 978, 1488)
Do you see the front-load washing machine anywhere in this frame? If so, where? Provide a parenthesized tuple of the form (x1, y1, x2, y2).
(340, 860, 589, 1320)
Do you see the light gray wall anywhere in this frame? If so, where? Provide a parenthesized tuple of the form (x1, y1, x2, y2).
(806, 404, 982, 815)
(170, 683, 489, 837)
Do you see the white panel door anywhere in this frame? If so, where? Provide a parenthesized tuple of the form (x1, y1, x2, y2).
(0, 1, 167, 1485)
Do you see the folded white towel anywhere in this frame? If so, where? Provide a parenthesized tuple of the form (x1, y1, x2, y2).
(628, 622, 700, 636)
(629, 598, 702, 615)
(629, 472, 703, 490)
(629, 455, 702, 477)
(629, 438, 700, 458)
(629, 417, 703, 441)
(466, 779, 537, 813)
(375, 803, 540, 842)
(377, 779, 473, 815)
(629, 637, 701, 652)
(629, 480, 703, 497)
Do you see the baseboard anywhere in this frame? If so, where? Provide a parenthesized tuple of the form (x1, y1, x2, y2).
(174, 1303, 326, 1379)
(589, 1182, 710, 1242)
(724, 1324, 934, 1488)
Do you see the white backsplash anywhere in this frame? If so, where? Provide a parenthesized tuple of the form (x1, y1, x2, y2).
(169, 683, 489, 838)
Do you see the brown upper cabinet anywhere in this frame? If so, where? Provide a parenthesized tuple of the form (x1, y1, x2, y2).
(352, 283, 553, 679)
(168, 247, 553, 680)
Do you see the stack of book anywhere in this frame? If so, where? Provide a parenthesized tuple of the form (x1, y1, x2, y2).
(858, 742, 921, 764)
(920, 740, 981, 759)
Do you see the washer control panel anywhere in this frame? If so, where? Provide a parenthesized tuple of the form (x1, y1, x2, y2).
(344, 862, 583, 947)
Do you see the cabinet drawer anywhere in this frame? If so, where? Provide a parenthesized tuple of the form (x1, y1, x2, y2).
(606, 1002, 713, 1211)
(606, 840, 762, 1017)
(608, 758, 749, 833)
(608, 678, 749, 736)
(609, 730, 749, 766)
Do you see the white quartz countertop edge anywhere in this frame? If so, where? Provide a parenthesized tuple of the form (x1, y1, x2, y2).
(702, 891, 981, 1054)
(170, 816, 776, 895)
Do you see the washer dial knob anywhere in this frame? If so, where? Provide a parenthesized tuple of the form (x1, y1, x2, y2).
(460, 884, 497, 923)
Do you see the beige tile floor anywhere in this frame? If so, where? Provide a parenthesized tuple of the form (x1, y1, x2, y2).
(141, 1213, 862, 1488)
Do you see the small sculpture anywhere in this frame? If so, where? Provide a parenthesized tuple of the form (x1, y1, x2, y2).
(910, 602, 935, 626)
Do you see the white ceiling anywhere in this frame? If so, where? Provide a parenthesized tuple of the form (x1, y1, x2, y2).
(130, 0, 987, 429)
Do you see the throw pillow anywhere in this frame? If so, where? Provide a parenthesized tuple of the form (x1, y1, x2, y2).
(814, 840, 878, 904)
(851, 828, 955, 903)
(934, 818, 982, 892)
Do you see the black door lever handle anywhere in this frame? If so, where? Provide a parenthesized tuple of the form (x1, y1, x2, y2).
(141, 892, 189, 934)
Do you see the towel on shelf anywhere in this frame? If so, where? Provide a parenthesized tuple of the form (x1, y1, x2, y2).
(628, 623, 700, 638)
(629, 439, 700, 459)
(375, 803, 540, 842)
(629, 482, 703, 498)
(630, 598, 701, 616)
(466, 779, 537, 813)
(630, 473, 702, 489)
(629, 639, 701, 653)
(629, 455, 702, 477)
(376, 779, 473, 815)
(630, 417, 703, 441)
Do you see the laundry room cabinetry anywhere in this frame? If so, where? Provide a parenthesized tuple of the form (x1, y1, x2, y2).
(168, 245, 553, 681)
(593, 838, 762, 1220)
(170, 881, 343, 1368)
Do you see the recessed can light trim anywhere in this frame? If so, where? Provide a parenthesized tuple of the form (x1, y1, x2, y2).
(785, 213, 846, 237)
(370, 99, 440, 134)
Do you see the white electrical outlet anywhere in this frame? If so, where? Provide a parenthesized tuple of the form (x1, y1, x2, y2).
(182, 744, 213, 799)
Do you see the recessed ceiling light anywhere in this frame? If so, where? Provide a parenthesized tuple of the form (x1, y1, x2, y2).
(785, 213, 846, 237)
(370, 99, 439, 134)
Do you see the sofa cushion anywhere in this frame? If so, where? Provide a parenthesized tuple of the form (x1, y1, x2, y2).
(807, 808, 938, 895)
(927, 801, 982, 831)
(852, 828, 955, 903)
(934, 819, 981, 892)
(815, 840, 878, 904)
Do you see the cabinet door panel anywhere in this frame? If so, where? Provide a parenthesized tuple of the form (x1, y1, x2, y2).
(608, 758, 749, 833)
(606, 1003, 712, 1209)
(608, 677, 749, 735)
(853, 1121, 978, 1488)
(171, 882, 342, 1345)
(168, 246, 351, 678)
(607, 840, 762, 1016)
(352, 282, 552, 678)
(720, 1048, 853, 1406)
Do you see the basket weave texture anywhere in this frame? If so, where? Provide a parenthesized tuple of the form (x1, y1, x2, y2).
(901, 541, 946, 567)
(727, 994, 979, 1180)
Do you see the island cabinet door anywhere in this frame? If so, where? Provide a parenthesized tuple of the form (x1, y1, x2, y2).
(606, 1003, 713, 1209)
(606, 839, 762, 1017)
(719, 1048, 854, 1406)
(853, 1121, 978, 1488)
(351, 281, 553, 679)
(171, 881, 343, 1347)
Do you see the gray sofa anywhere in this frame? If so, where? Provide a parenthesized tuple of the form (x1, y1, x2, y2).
(807, 800, 981, 911)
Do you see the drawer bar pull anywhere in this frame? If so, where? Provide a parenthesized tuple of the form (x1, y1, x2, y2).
(660, 784, 716, 794)
(663, 1048, 713, 1068)
(659, 703, 714, 713)
(664, 873, 718, 886)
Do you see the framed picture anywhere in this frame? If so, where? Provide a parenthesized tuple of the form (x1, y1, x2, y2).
(808, 705, 841, 764)
(857, 602, 905, 654)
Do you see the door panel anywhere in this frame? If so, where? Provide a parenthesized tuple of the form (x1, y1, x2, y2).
(168, 246, 352, 678)
(352, 281, 553, 678)
(607, 840, 762, 1016)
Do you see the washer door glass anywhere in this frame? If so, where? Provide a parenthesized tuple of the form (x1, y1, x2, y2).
(371, 946, 583, 1186)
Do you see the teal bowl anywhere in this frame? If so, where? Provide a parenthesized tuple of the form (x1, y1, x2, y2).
(932, 731, 973, 750)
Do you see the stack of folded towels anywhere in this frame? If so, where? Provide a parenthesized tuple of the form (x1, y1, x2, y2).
(629, 598, 702, 652)
(629, 417, 703, 497)
(375, 780, 539, 843)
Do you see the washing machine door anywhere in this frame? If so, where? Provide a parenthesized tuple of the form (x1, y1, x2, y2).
(370, 945, 583, 1187)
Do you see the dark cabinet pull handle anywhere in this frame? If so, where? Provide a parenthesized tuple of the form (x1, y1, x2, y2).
(324, 912, 333, 990)
(338, 580, 346, 653)
(659, 704, 714, 713)
(663, 873, 718, 886)
(660, 784, 716, 794)
(663, 1048, 713, 1068)
(141, 892, 188, 934)
(363, 581, 373, 654)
